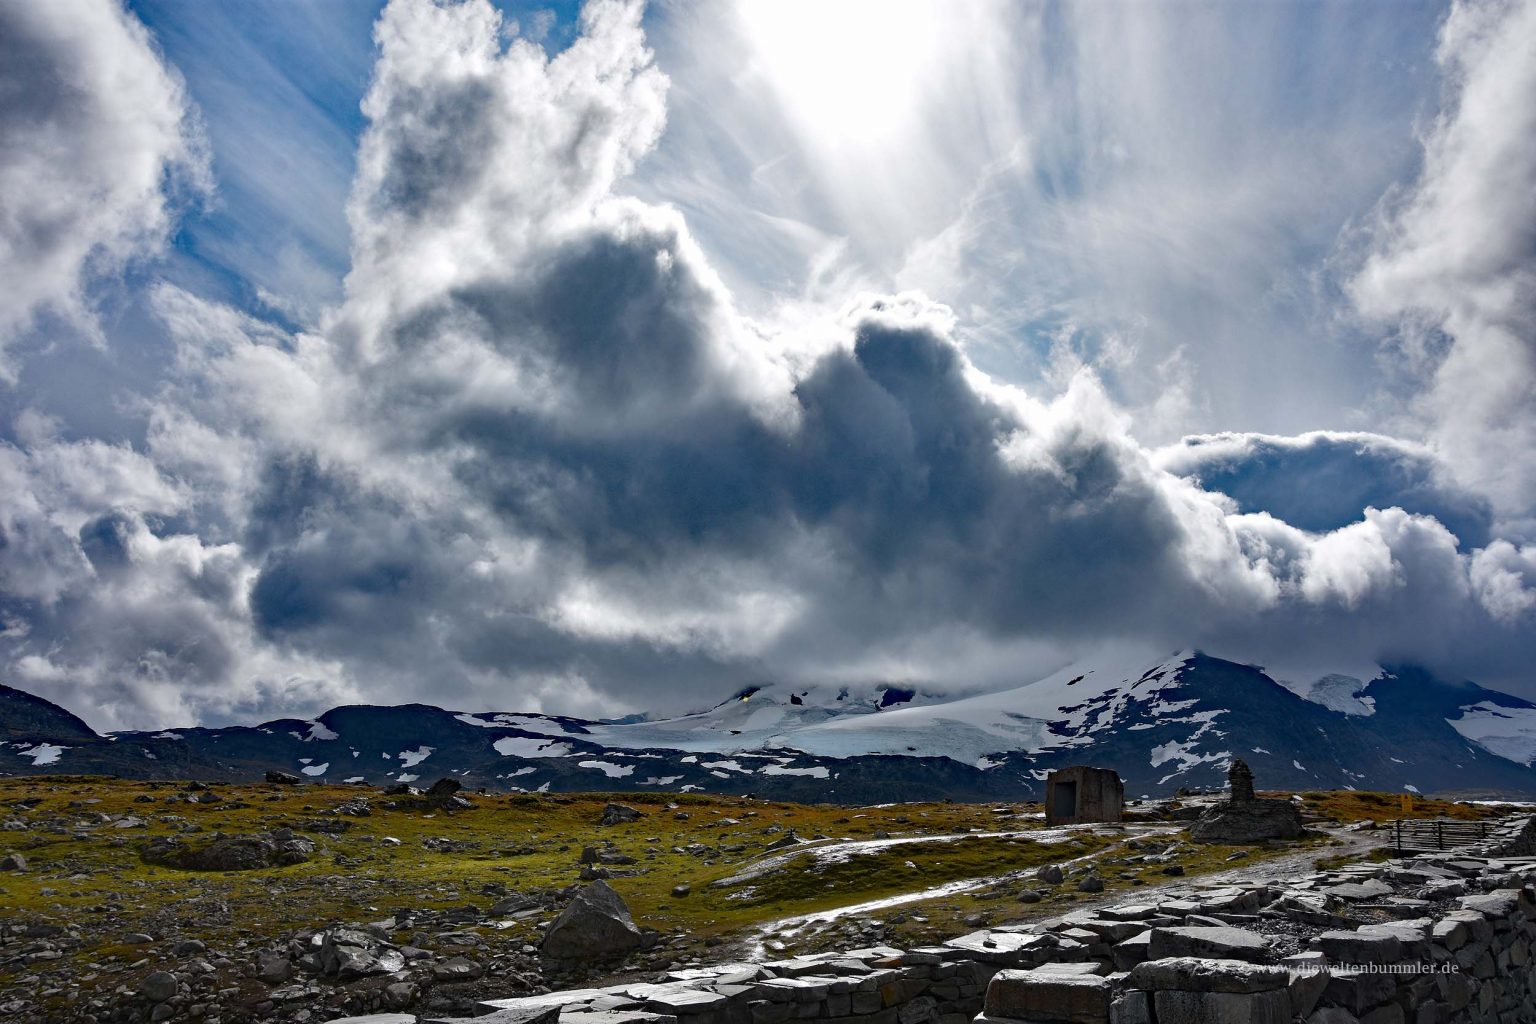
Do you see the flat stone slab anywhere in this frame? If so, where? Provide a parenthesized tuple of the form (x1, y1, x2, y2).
(1128, 957, 1289, 994)
(1148, 926, 1271, 963)
(1457, 891, 1520, 917)
(1320, 879, 1394, 900)
(984, 969, 1112, 1024)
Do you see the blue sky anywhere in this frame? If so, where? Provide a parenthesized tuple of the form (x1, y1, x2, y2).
(0, 0, 1533, 729)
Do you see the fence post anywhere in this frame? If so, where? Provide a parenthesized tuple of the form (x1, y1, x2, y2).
(1437, 819, 1444, 850)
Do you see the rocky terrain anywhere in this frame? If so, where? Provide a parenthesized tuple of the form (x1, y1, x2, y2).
(428, 813, 1536, 1024)
(8, 652, 1536, 801)
(0, 777, 1488, 1023)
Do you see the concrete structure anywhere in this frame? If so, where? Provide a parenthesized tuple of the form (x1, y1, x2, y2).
(1044, 766, 1124, 825)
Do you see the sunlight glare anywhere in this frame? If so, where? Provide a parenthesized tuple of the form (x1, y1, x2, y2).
(737, 0, 950, 148)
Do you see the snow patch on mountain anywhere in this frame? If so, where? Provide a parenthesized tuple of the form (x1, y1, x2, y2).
(492, 737, 573, 758)
(1450, 702, 1536, 765)
(578, 760, 633, 778)
(744, 647, 1198, 762)
(759, 764, 830, 778)
(398, 746, 433, 768)
(16, 743, 64, 766)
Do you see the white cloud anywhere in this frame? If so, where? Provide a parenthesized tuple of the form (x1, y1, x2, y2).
(1351, 0, 1536, 533)
(0, 0, 208, 371)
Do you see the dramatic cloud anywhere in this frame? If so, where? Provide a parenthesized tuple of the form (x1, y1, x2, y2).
(1351, 0, 1536, 534)
(1156, 431, 1495, 550)
(0, 0, 1533, 729)
(0, 0, 207, 371)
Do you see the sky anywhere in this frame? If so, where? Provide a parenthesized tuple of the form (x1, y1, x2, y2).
(0, 0, 1533, 731)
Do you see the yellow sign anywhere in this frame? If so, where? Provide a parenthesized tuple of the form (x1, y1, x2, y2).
(1400, 793, 1413, 815)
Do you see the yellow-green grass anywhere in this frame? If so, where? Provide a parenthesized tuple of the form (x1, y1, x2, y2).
(1291, 790, 1508, 823)
(0, 777, 1381, 980)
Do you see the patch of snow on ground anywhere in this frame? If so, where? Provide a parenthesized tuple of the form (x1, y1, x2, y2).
(306, 720, 339, 741)
(1448, 702, 1536, 765)
(152, 732, 182, 740)
(640, 775, 684, 785)
(493, 737, 573, 758)
(18, 743, 64, 766)
(1405, 784, 1420, 793)
(344, 776, 365, 783)
(302, 763, 329, 776)
(397, 773, 419, 783)
(759, 764, 830, 778)
(703, 760, 748, 773)
(579, 760, 634, 778)
(1293, 760, 1306, 770)
(398, 746, 434, 768)
(507, 766, 537, 777)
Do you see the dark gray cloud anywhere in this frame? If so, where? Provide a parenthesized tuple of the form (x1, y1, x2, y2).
(1157, 432, 1496, 549)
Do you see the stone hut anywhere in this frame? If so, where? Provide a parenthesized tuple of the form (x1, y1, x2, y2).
(1044, 766, 1124, 825)
(1188, 758, 1306, 843)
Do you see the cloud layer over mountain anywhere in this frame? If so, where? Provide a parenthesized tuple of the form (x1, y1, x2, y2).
(0, 0, 1533, 729)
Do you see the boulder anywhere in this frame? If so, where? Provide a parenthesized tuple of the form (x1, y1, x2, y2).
(541, 879, 644, 959)
(427, 777, 463, 797)
(138, 971, 179, 1003)
(265, 770, 302, 785)
(0, 852, 25, 871)
(600, 803, 642, 826)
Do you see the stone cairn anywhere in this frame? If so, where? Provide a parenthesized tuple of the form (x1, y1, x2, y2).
(1187, 759, 1307, 844)
(1228, 758, 1256, 803)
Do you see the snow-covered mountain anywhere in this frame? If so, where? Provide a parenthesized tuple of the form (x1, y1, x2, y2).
(5, 651, 1536, 799)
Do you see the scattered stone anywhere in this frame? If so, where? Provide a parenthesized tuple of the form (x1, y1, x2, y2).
(0, 853, 25, 871)
(265, 770, 302, 785)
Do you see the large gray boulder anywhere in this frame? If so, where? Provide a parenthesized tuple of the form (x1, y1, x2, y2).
(540, 879, 643, 959)
(599, 803, 642, 826)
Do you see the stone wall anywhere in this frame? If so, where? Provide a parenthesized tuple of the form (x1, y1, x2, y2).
(350, 814, 1536, 1024)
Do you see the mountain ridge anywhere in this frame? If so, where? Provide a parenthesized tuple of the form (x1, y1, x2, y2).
(4, 652, 1536, 800)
